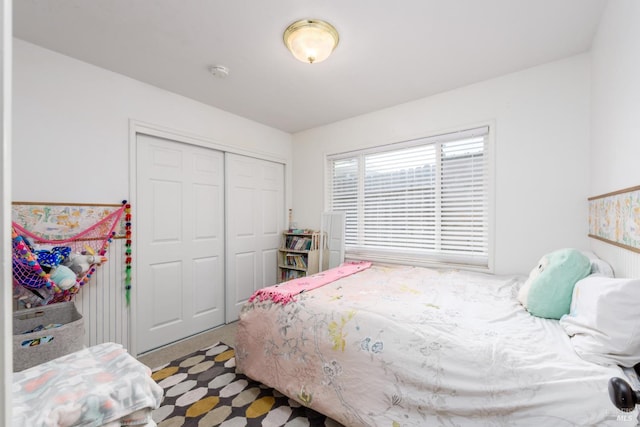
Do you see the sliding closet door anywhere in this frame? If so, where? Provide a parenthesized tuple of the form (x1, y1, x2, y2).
(137, 134, 225, 353)
(225, 153, 284, 322)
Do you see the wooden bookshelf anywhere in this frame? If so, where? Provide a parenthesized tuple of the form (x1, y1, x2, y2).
(277, 231, 327, 282)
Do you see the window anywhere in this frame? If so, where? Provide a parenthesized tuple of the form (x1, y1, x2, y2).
(327, 126, 491, 270)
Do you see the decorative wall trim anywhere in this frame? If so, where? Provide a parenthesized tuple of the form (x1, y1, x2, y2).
(588, 185, 640, 254)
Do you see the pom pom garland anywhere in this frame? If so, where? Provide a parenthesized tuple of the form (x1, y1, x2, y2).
(124, 201, 133, 305)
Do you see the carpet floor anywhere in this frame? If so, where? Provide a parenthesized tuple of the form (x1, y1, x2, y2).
(151, 342, 342, 427)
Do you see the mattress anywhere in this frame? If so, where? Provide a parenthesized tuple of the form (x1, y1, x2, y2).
(236, 264, 638, 426)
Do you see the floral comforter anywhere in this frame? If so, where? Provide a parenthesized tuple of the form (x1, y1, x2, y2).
(236, 264, 638, 426)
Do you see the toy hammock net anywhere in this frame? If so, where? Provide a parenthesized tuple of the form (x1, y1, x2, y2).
(12, 203, 128, 306)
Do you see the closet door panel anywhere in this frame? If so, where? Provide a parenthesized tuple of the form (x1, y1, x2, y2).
(137, 134, 225, 353)
(225, 154, 284, 322)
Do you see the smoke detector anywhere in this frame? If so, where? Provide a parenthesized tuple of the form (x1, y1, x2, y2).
(208, 65, 230, 79)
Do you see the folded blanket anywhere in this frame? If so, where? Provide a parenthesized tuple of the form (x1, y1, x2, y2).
(249, 261, 372, 305)
(13, 342, 163, 427)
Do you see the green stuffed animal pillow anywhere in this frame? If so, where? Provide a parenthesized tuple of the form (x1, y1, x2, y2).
(517, 248, 591, 319)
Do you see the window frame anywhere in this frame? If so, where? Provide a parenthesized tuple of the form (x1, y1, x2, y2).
(324, 125, 495, 272)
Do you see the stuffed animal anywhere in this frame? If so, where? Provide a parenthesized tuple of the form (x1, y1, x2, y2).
(518, 248, 591, 319)
(518, 256, 549, 307)
(33, 245, 72, 268)
(49, 265, 77, 290)
(63, 253, 108, 275)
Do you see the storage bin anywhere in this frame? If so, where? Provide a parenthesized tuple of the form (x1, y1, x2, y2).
(13, 301, 84, 372)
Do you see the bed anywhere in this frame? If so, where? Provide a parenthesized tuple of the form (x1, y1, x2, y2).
(235, 262, 640, 426)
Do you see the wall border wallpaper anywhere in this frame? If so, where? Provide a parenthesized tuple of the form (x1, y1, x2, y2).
(11, 201, 126, 240)
(588, 185, 640, 254)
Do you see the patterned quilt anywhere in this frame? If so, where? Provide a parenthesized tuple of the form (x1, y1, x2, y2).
(13, 342, 164, 427)
(236, 264, 639, 426)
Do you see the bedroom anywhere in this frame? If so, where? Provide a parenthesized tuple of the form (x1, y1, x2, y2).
(2, 0, 640, 425)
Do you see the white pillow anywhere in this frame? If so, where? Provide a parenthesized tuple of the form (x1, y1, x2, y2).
(559, 276, 640, 367)
(581, 250, 615, 277)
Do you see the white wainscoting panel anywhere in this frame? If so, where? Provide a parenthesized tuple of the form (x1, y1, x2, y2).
(74, 240, 130, 348)
(591, 239, 640, 279)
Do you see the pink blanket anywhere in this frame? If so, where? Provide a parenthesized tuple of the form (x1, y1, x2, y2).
(249, 261, 372, 305)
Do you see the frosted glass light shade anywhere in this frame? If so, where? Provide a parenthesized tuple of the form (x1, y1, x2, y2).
(283, 19, 339, 64)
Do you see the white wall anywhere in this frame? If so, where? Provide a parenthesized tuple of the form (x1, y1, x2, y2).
(12, 39, 293, 203)
(292, 54, 592, 275)
(589, 0, 640, 278)
(1, 0, 12, 423)
(590, 0, 640, 195)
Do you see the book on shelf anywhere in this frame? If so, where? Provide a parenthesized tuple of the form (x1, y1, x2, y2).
(281, 269, 305, 282)
(285, 235, 313, 251)
(285, 253, 308, 269)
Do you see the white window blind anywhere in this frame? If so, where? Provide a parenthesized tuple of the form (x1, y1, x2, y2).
(327, 126, 491, 269)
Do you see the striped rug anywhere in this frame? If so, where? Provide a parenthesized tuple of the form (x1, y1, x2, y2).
(151, 342, 342, 427)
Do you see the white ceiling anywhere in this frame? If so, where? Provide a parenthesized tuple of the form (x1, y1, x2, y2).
(13, 0, 607, 134)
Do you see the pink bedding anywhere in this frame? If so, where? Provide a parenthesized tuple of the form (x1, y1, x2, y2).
(235, 264, 637, 426)
(249, 261, 371, 305)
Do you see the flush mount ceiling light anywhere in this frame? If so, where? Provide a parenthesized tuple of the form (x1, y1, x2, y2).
(283, 19, 339, 64)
